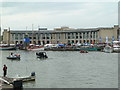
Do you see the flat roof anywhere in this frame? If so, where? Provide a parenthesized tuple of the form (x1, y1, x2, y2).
(10, 29, 99, 34)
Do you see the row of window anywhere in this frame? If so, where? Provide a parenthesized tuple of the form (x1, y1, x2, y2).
(15, 40, 96, 44)
(12, 32, 97, 37)
(12, 32, 98, 40)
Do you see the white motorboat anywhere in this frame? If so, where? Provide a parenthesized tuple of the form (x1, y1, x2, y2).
(113, 41, 120, 52)
(103, 45, 113, 53)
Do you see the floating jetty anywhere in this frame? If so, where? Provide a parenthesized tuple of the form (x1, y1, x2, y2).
(1, 75, 35, 84)
(0, 72, 35, 89)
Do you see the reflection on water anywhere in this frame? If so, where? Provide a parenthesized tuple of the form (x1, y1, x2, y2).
(1, 50, 118, 88)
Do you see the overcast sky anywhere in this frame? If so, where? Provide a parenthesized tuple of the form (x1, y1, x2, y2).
(0, 1, 118, 31)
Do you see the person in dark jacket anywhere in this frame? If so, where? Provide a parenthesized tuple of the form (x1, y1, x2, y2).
(3, 65, 7, 77)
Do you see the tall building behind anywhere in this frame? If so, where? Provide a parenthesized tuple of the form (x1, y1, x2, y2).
(2, 25, 120, 45)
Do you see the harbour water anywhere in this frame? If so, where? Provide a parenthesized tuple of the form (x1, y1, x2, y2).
(0, 50, 118, 88)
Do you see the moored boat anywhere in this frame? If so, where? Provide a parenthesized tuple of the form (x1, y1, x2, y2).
(36, 52, 48, 58)
(103, 45, 113, 53)
(27, 45, 44, 51)
(113, 41, 120, 52)
(80, 50, 88, 53)
(79, 48, 100, 51)
(0, 44, 17, 50)
(0, 47, 17, 50)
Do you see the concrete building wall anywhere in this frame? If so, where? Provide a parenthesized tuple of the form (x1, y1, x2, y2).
(99, 25, 119, 42)
(3, 30, 9, 44)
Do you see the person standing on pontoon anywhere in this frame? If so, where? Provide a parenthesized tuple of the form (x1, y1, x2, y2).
(3, 65, 7, 77)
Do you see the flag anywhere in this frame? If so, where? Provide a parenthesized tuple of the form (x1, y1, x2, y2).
(106, 36, 108, 43)
(99, 37, 102, 43)
(112, 36, 114, 41)
(24, 37, 30, 43)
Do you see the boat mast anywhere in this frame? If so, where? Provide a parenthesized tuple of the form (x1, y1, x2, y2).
(26, 26, 27, 34)
(24, 26, 29, 50)
(32, 24, 34, 44)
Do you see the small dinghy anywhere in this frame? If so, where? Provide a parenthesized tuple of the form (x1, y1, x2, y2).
(36, 52, 48, 58)
(80, 50, 88, 53)
(7, 55, 20, 60)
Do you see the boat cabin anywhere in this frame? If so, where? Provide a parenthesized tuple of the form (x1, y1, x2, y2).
(36, 52, 48, 58)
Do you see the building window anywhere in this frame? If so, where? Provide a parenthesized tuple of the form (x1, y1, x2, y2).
(80, 40, 81, 43)
(80, 36, 82, 39)
(46, 34, 50, 39)
(86, 32, 89, 39)
(72, 40, 74, 44)
(83, 32, 85, 39)
(33, 41, 36, 44)
(38, 41, 40, 44)
(76, 40, 78, 43)
(90, 32, 92, 38)
(47, 37, 49, 39)
(87, 40, 89, 43)
(28, 33, 32, 36)
(68, 33, 70, 35)
(20, 41, 23, 44)
(12, 34, 14, 40)
(83, 40, 86, 43)
(76, 36, 78, 39)
(33, 37, 36, 39)
(29, 37, 32, 39)
(72, 33, 74, 39)
(38, 36, 40, 39)
(67, 33, 70, 39)
(15, 37, 18, 40)
(90, 40, 92, 43)
(42, 37, 45, 39)
(76, 33, 78, 35)
(47, 41, 49, 44)
(93, 32, 95, 38)
(68, 36, 70, 39)
(20, 34, 23, 39)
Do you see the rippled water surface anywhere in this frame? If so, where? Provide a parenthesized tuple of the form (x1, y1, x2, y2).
(0, 50, 118, 88)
